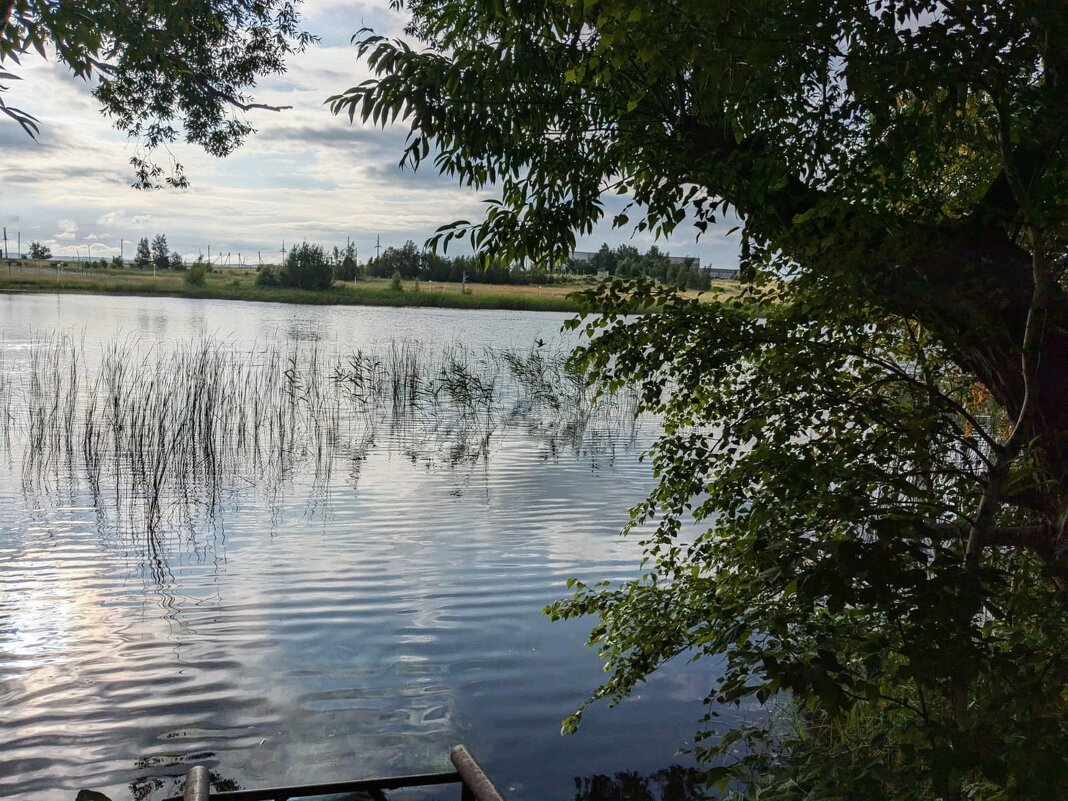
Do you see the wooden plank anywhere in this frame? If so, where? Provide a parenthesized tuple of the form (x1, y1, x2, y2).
(450, 745, 506, 801)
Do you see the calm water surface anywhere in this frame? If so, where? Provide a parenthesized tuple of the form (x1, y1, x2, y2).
(0, 294, 719, 801)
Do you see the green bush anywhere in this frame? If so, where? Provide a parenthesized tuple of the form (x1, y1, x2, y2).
(255, 266, 280, 287)
(390, 270, 403, 291)
(335, 254, 359, 281)
(281, 242, 333, 290)
(184, 260, 208, 287)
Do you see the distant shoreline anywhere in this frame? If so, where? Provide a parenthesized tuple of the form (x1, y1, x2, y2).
(0, 266, 740, 313)
(0, 268, 586, 313)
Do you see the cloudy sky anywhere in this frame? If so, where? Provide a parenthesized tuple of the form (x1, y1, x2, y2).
(1, 2, 740, 268)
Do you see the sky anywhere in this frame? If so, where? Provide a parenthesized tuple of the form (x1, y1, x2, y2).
(0, 2, 740, 269)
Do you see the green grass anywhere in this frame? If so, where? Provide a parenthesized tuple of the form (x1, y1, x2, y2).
(0, 266, 586, 312)
(181, 283, 585, 312)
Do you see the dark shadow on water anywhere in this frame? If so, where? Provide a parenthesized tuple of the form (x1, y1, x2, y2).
(130, 752, 241, 801)
(574, 765, 711, 801)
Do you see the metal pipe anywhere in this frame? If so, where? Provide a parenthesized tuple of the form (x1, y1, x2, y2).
(450, 745, 506, 801)
(183, 765, 211, 801)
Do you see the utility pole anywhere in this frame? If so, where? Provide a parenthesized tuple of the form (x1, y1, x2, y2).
(375, 234, 381, 260)
(120, 238, 124, 261)
(281, 240, 286, 264)
(2, 227, 6, 259)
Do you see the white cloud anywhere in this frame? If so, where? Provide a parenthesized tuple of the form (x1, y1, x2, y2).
(55, 218, 78, 240)
(0, 2, 740, 269)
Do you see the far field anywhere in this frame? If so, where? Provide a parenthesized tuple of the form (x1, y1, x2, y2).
(0, 262, 740, 312)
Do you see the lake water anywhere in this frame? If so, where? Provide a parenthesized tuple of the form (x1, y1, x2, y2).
(0, 294, 718, 801)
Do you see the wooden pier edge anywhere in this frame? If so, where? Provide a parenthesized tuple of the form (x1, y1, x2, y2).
(168, 744, 505, 801)
(450, 744, 506, 801)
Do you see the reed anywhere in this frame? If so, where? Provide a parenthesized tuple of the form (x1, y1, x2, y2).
(3, 335, 643, 539)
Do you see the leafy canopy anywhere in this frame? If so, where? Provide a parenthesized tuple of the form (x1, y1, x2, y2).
(331, 0, 1065, 264)
(1, 0, 314, 187)
(281, 241, 333, 291)
(335, 1, 1068, 798)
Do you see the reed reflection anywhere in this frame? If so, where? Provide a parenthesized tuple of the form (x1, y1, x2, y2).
(5, 335, 642, 548)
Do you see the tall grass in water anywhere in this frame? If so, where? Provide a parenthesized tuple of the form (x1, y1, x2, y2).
(4, 336, 641, 537)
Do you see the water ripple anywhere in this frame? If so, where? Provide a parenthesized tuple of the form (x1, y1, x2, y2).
(0, 299, 717, 801)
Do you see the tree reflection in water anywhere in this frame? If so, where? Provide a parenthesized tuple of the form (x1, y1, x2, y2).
(574, 765, 710, 801)
(124, 761, 709, 801)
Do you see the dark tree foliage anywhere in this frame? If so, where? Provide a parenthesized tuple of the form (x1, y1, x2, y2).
(0, 0, 314, 187)
(574, 765, 710, 801)
(27, 240, 49, 259)
(335, 253, 359, 281)
(254, 265, 280, 287)
(334, 1, 1068, 798)
(373, 239, 423, 279)
(132, 236, 151, 270)
(333, 241, 360, 281)
(566, 243, 713, 291)
(151, 234, 169, 271)
(280, 241, 333, 291)
(367, 242, 559, 285)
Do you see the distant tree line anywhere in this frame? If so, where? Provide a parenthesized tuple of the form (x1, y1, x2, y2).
(131, 235, 184, 271)
(367, 240, 714, 289)
(22, 236, 184, 271)
(19, 235, 714, 293)
(256, 242, 352, 291)
(251, 238, 722, 293)
(366, 240, 559, 285)
(563, 243, 713, 291)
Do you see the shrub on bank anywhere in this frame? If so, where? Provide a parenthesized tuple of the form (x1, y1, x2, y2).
(184, 259, 208, 287)
(281, 243, 333, 291)
(335, 254, 359, 281)
(255, 266, 280, 287)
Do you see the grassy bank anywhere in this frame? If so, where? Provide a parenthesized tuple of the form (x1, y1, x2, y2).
(0, 264, 740, 312)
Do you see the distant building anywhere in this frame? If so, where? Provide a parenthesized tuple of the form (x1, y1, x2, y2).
(708, 267, 740, 280)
